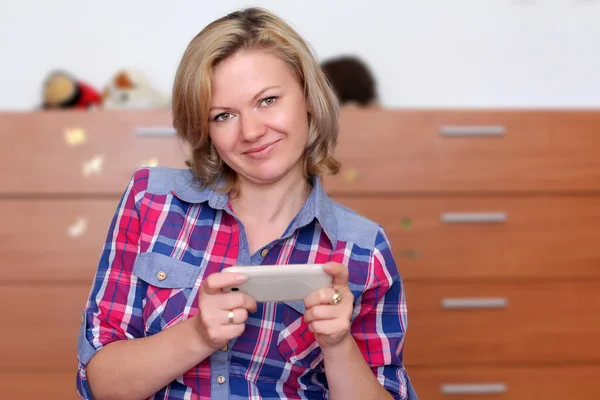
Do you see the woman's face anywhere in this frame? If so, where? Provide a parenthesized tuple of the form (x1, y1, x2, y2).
(208, 49, 309, 187)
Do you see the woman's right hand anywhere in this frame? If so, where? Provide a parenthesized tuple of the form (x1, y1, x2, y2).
(195, 272, 257, 350)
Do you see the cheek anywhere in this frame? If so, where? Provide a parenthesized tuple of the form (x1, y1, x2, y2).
(209, 125, 238, 153)
(293, 116, 310, 147)
(270, 107, 309, 141)
(291, 106, 310, 143)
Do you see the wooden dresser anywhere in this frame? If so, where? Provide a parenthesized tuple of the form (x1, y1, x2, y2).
(328, 109, 600, 399)
(0, 109, 186, 399)
(1, 108, 599, 399)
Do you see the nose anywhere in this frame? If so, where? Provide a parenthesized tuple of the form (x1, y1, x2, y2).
(239, 112, 267, 142)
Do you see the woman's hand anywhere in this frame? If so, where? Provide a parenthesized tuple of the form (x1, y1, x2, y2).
(303, 262, 354, 351)
(195, 272, 257, 351)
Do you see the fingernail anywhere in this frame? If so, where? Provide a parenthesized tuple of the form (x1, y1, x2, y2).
(236, 274, 248, 282)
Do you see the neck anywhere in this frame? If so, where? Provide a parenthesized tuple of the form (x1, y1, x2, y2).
(230, 167, 310, 226)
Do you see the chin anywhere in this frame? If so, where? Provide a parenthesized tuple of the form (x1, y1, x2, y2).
(245, 170, 291, 185)
(239, 161, 303, 185)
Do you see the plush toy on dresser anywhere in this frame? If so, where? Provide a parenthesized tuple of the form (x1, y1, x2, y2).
(41, 70, 103, 110)
(102, 68, 170, 109)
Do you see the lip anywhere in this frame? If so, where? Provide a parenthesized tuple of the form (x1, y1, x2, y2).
(243, 140, 280, 155)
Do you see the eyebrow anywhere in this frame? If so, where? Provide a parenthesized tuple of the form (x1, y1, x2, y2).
(251, 86, 281, 103)
(209, 86, 281, 112)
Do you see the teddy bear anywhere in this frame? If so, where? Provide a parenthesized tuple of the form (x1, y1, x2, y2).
(41, 70, 103, 110)
(102, 68, 170, 109)
(320, 56, 379, 107)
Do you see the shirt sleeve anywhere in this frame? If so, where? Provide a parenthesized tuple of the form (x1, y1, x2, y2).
(350, 226, 418, 400)
(76, 168, 149, 399)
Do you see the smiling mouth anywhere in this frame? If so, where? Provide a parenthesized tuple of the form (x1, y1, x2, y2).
(244, 140, 280, 154)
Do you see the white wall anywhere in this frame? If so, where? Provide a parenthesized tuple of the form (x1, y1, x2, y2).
(1, 0, 599, 110)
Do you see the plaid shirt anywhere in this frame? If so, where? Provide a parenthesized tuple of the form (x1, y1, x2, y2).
(77, 167, 417, 400)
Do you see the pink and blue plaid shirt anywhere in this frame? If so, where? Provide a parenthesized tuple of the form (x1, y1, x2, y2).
(77, 167, 417, 399)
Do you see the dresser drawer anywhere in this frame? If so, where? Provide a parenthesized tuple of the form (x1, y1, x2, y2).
(0, 199, 118, 282)
(324, 109, 600, 194)
(409, 365, 600, 400)
(1, 284, 89, 369)
(3, 282, 599, 373)
(0, 110, 186, 194)
(403, 281, 600, 365)
(335, 195, 600, 279)
(0, 372, 79, 399)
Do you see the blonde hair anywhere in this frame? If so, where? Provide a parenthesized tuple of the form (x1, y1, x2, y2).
(172, 7, 340, 193)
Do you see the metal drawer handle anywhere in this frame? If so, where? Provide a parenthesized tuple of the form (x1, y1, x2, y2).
(441, 212, 507, 223)
(135, 126, 177, 136)
(441, 383, 507, 395)
(442, 297, 507, 309)
(440, 125, 506, 136)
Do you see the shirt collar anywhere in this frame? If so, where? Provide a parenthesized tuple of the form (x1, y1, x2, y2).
(292, 175, 338, 247)
(169, 170, 228, 209)
(171, 171, 338, 247)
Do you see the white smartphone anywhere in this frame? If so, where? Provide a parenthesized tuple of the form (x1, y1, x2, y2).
(221, 264, 332, 302)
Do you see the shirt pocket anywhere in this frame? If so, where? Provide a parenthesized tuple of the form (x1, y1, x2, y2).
(132, 252, 203, 335)
(276, 301, 324, 369)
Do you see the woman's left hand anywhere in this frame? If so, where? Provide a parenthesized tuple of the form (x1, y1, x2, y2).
(303, 262, 354, 351)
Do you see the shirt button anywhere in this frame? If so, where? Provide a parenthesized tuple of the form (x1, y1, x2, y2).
(156, 271, 167, 281)
(260, 248, 268, 257)
(221, 344, 228, 351)
(217, 375, 226, 384)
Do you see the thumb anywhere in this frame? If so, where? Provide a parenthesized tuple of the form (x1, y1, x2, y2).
(323, 262, 348, 288)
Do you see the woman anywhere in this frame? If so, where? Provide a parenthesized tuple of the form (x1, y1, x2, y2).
(77, 7, 417, 400)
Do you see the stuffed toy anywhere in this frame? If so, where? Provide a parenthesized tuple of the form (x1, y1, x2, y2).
(102, 68, 170, 109)
(320, 56, 379, 107)
(41, 70, 102, 110)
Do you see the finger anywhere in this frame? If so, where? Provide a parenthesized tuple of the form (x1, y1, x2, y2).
(222, 308, 249, 325)
(202, 272, 248, 295)
(205, 324, 246, 344)
(308, 319, 350, 336)
(220, 292, 257, 313)
(222, 324, 247, 339)
(304, 287, 337, 309)
(323, 262, 349, 288)
(199, 302, 253, 328)
(303, 304, 339, 324)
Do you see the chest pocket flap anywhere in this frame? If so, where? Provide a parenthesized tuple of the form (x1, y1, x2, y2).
(132, 252, 202, 288)
(132, 252, 204, 334)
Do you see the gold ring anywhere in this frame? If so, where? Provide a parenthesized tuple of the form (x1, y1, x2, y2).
(228, 309, 234, 324)
(331, 290, 342, 305)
